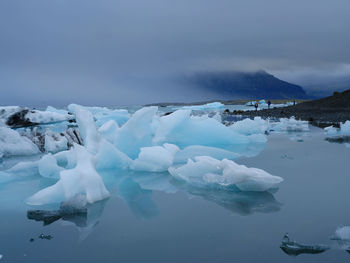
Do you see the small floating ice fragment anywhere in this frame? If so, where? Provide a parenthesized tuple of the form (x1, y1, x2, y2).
(280, 233, 329, 256)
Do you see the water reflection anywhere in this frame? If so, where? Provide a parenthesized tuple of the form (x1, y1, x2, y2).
(27, 199, 107, 240)
(117, 172, 282, 217)
(25, 170, 282, 242)
(117, 177, 159, 219)
(177, 184, 282, 215)
(325, 136, 350, 144)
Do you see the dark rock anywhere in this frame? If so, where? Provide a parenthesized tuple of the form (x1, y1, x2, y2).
(163, 112, 173, 116)
(6, 109, 37, 128)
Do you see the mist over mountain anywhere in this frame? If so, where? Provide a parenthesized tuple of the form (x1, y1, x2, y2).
(303, 77, 350, 98)
(185, 70, 309, 100)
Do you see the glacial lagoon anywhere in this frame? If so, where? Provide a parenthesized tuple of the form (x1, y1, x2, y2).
(0, 104, 349, 263)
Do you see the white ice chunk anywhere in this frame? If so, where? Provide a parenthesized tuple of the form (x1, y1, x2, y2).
(26, 109, 73, 124)
(54, 149, 77, 169)
(131, 143, 179, 172)
(113, 107, 159, 158)
(38, 153, 63, 179)
(334, 226, 350, 241)
(67, 105, 131, 170)
(259, 99, 267, 105)
(245, 101, 257, 106)
(45, 106, 70, 115)
(95, 139, 131, 170)
(0, 127, 40, 157)
(94, 108, 129, 127)
(230, 117, 269, 135)
(272, 117, 309, 132)
(44, 130, 69, 153)
(174, 145, 239, 163)
(154, 109, 250, 150)
(80, 106, 130, 126)
(325, 121, 350, 137)
(169, 156, 283, 191)
(68, 104, 100, 154)
(27, 144, 110, 205)
(182, 102, 224, 110)
(0, 106, 21, 126)
(98, 120, 119, 143)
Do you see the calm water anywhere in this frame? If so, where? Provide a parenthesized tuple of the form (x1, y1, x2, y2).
(0, 126, 349, 262)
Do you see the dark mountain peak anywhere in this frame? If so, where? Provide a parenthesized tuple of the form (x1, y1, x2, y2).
(188, 70, 309, 100)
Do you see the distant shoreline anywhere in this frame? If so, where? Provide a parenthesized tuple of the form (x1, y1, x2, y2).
(145, 99, 308, 107)
(227, 90, 350, 125)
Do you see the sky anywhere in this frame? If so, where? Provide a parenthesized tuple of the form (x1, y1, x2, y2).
(1, 0, 350, 106)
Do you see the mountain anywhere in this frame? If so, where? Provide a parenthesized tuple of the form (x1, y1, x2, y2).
(187, 70, 309, 99)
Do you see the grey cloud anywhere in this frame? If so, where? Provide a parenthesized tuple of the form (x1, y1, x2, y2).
(0, 0, 349, 105)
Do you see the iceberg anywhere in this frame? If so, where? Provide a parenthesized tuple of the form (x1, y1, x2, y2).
(332, 226, 350, 241)
(44, 130, 69, 153)
(95, 139, 131, 170)
(5, 107, 73, 128)
(181, 102, 224, 110)
(245, 101, 257, 106)
(38, 153, 63, 179)
(271, 117, 309, 132)
(27, 105, 129, 205)
(0, 106, 21, 126)
(174, 145, 240, 163)
(0, 103, 288, 207)
(68, 104, 100, 154)
(325, 121, 350, 137)
(131, 143, 179, 172)
(98, 120, 119, 143)
(83, 106, 130, 127)
(230, 117, 269, 135)
(168, 156, 283, 191)
(113, 106, 158, 159)
(0, 127, 40, 157)
(27, 144, 110, 205)
(153, 109, 251, 150)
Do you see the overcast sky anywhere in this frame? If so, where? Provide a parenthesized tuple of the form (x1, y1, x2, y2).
(1, 0, 350, 106)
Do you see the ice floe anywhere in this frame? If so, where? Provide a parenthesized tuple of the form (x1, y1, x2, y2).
(181, 102, 224, 110)
(271, 117, 309, 133)
(168, 156, 283, 191)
